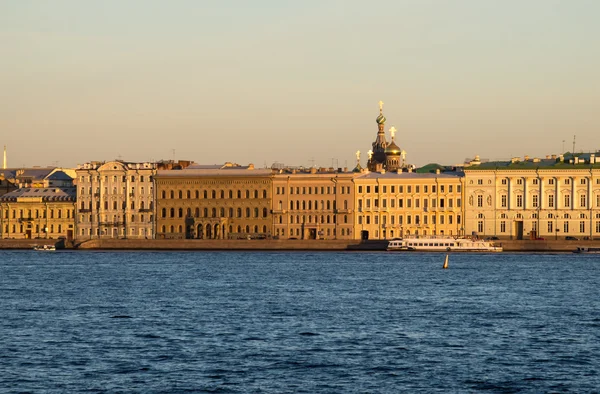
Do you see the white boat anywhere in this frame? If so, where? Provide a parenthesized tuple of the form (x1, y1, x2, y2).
(33, 245, 56, 251)
(573, 247, 600, 254)
(387, 236, 503, 252)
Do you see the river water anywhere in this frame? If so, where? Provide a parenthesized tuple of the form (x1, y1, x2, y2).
(1, 251, 599, 393)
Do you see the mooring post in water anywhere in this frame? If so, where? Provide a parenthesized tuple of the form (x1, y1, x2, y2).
(443, 254, 449, 269)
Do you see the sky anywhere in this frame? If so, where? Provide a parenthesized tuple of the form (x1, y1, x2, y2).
(1, 0, 599, 169)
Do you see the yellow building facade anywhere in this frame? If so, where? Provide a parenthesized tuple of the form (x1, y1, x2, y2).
(0, 188, 76, 240)
(353, 171, 465, 240)
(272, 170, 356, 240)
(154, 165, 273, 239)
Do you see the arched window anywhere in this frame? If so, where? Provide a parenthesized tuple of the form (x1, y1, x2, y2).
(161, 191, 166, 199)
(212, 208, 216, 217)
(178, 208, 183, 217)
(246, 207, 251, 217)
(238, 225, 242, 233)
(178, 225, 182, 233)
(344, 215, 348, 224)
(178, 190, 182, 199)
(263, 225, 267, 233)
(161, 208, 166, 218)
(195, 208, 200, 217)
(229, 190, 233, 198)
(203, 190, 208, 199)
(246, 225, 250, 233)
(220, 190, 224, 199)
(203, 208, 208, 217)
(327, 215, 331, 224)
(195, 190, 199, 199)
(254, 208, 259, 217)
(229, 208, 234, 217)
(186, 208, 191, 216)
(344, 200, 348, 209)
(170, 225, 174, 233)
(291, 216, 294, 224)
(81, 201, 85, 210)
(186, 190, 191, 199)
(237, 190, 241, 198)
(170, 191, 174, 199)
(290, 200, 294, 210)
(220, 208, 225, 217)
(254, 225, 258, 233)
(254, 190, 258, 198)
(161, 225, 166, 233)
(263, 190, 267, 198)
(141, 201, 145, 210)
(237, 208, 242, 218)
(263, 208, 268, 217)
(327, 201, 331, 210)
(245, 190, 250, 198)
(212, 190, 216, 199)
(302, 201, 306, 210)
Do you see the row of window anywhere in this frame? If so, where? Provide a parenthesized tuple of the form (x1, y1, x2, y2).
(160, 189, 268, 200)
(2, 224, 66, 234)
(494, 194, 600, 209)
(358, 197, 461, 209)
(277, 186, 351, 195)
(358, 214, 461, 226)
(78, 214, 153, 223)
(80, 201, 153, 211)
(161, 207, 269, 219)
(79, 186, 152, 196)
(477, 220, 600, 234)
(286, 200, 344, 211)
(1, 209, 75, 219)
(474, 178, 600, 186)
(358, 184, 460, 194)
(78, 227, 150, 236)
(79, 175, 152, 183)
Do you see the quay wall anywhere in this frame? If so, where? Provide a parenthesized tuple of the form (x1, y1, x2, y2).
(1, 239, 599, 252)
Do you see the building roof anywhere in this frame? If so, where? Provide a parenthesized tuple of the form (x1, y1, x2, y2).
(156, 168, 274, 177)
(466, 152, 600, 171)
(0, 168, 55, 181)
(0, 187, 77, 202)
(356, 171, 464, 180)
(46, 170, 74, 181)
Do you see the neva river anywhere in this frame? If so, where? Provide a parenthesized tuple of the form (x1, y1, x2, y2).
(1, 251, 599, 393)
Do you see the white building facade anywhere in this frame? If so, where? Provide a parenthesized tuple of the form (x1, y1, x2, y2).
(464, 154, 600, 240)
(75, 161, 156, 240)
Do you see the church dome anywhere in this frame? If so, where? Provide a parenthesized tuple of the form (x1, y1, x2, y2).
(376, 113, 386, 124)
(385, 140, 401, 155)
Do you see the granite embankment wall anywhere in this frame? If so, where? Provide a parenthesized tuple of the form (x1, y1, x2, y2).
(1, 238, 600, 252)
(75, 239, 380, 251)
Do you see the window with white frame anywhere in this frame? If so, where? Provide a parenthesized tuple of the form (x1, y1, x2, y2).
(580, 194, 586, 208)
(548, 194, 555, 208)
(564, 221, 569, 233)
(580, 221, 585, 233)
(501, 195, 507, 208)
(564, 194, 571, 208)
(516, 195, 523, 208)
(532, 195, 538, 208)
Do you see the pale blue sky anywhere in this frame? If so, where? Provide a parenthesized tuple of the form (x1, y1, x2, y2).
(1, 0, 599, 168)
